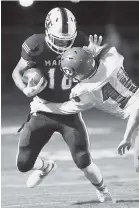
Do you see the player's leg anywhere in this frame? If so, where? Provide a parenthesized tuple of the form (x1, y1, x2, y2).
(59, 113, 114, 202)
(134, 127, 139, 172)
(16, 112, 57, 187)
(124, 104, 139, 172)
(16, 113, 52, 172)
(60, 113, 104, 186)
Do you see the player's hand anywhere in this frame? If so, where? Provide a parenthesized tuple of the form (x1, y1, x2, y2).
(84, 34, 107, 57)
(23, 77, 47, 97)
(117, 139, 132, 155)
(30, 98, 49, 113)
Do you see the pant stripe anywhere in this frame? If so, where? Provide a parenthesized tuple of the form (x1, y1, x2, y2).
(78, 113, 91, 149)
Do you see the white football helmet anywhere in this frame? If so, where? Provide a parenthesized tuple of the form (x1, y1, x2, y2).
(45, 7, 77, 54)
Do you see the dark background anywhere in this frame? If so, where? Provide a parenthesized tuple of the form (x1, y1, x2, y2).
(2, 1, 139, 27)
(1, 0, 139, 93)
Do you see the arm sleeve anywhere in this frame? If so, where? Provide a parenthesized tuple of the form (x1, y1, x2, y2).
(21, 34, 37, 61)
(53, 99, 94, 114)
(31, 96, 95, 115)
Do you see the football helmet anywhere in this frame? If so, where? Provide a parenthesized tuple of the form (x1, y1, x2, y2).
(61, 47, 97, 82)
(45, 7, 77, 54)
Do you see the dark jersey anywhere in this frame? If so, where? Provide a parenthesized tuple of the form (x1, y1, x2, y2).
(21, 31, 89, 102)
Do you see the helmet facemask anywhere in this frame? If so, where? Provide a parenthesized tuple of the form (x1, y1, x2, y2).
(45, 31, 77, 54)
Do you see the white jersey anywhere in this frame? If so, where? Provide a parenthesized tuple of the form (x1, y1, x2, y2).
(30, 47, 139, 118)
(71, 47, 139, 118)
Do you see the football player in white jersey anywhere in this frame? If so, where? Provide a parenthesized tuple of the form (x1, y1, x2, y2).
(31, 35, 139, 173)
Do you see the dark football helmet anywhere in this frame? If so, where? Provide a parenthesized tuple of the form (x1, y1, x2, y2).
(61, 47, 97, 82)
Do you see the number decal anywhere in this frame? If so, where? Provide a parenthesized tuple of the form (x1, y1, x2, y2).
(48, 68, 72, 90)
(48, 68, 55, 89)
(61, 76, 72, 90)
(101, 82, 131, 109)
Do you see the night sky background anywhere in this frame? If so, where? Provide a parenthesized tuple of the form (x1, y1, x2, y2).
(2, 1, 139, 27)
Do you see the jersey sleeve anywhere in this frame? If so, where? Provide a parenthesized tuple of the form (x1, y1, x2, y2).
(21, 34, 36, 61)
(57, 99, 94, 114)
(31, 96, 94, 115)
(70, 83, 96, 106)
(103, 47, 124, 72)
(21, 34, 44, 61)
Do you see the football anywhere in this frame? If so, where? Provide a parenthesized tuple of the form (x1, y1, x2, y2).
(22, 68, 45, 86)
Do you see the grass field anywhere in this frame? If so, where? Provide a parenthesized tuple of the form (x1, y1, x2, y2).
(1, 103, 139, 208)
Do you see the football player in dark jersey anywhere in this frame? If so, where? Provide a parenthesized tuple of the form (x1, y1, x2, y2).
(12, 8, 113, 202)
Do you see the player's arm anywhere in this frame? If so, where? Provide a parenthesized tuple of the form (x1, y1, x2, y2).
(12, 57, 28, 91)
(12, 58, 46, 97)
(12, 35, 46, 97)
(30, 83, 95, 114)
(12, 35, 36, 93)
(117, 108, 139, 155)
(30, 97, 94, 115)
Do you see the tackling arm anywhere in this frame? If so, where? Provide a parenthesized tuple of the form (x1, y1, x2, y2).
(30, 96, 95, 115)
(30, 82, 95, 114)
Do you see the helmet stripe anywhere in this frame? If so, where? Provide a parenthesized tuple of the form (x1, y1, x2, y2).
(59, 7, 68, 34)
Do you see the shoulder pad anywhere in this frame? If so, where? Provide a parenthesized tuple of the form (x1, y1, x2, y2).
(22, 34, 45, 56)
